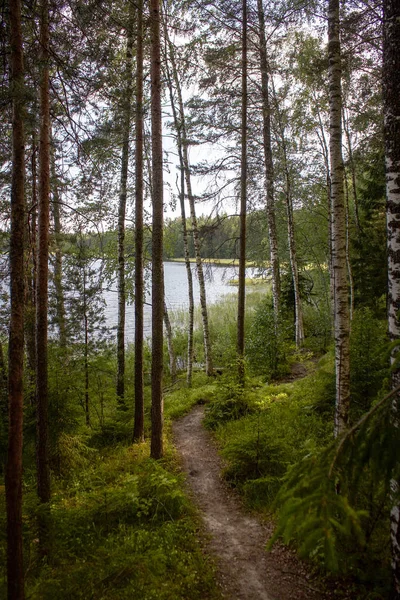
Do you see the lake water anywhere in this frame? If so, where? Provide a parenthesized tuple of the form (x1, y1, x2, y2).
(103, 261, 259, 342)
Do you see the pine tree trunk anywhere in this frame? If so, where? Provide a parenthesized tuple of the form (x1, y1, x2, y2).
(164, 302, 177, 381)
(36, 0, 51, 557)
(328, 0, 350, 438)
(117, 4, 135, 407)
(51, 144, 66, 347)
(257, 0, 280, 318)
(150, 0, 164, 459)
(237, 0, 247, 385)
(163, 28, 194, 387)
(383, 0, 400, 593)
(166, 35, 213, 376)
(6, 0, 25, 596)
(133, 0, 145, 442)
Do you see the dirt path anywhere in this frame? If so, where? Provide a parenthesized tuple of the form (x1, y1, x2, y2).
(173, 405, 328, 600)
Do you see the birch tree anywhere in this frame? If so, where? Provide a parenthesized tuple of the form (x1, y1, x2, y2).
(165, 29, 213, 377)
(256, 0, 280, 319)
(383, 0, 400, 592)
(328, 0, 350, 437)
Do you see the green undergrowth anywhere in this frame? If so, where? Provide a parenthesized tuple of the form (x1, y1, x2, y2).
(202, 350, 393, 598)
(0, 435, 220, 599)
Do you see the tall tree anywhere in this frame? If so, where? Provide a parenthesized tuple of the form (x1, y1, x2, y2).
(328, 0, 350, 437)
(163, 20, 194, 386)
(150, 0, 164, 459)
(134, 0, 145, 443)
(237, 0, 247, 384)
(6, 0, 25, 596)
(383, 0, 400, 592)
(117, 4, 135, 407)
(166, 30, 213, 377)
(256, 0, 280, 319)
(51, 143, 66, 347)
(36, 0, 51, 554)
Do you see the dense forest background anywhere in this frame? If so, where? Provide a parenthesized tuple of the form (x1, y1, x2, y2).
(1, 0, 400, 598)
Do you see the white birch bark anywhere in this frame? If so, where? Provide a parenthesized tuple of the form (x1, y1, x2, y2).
(257, 0, 280, 318)
(383, 0, 400, 592)
(328, 0, 350, 438)
(167, 35, 213, 376)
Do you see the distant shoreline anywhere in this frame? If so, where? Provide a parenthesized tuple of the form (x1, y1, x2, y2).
(167, 257, 264, 268)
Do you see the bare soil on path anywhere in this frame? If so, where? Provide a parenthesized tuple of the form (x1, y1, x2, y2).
(173, 405, 331, 600)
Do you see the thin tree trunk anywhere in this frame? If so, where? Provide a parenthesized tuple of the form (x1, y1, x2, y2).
(237, 0, 247, 385)
(166, 33, 213, 376)
(117, 4, 135, 407)
(83, 268, 90, 427)
(164, 301, 177, 381)
(133, 0, 145, 442)
(36, 0, 51, 558)
(271, 80, 304, 348)
(383, 0, 400, 593)
(163, 27, 194, 386)
(26, 132, 37, 404)
(343, 170, 355, 323)
(150, 0, 164, 459)
(342, 107, 360, 233)
(314, 94, 334, 325)
(257, 0, 280, 318)
(51, 144, 66, 347)
(328, 0, 350, 437)
(6, 0, 25, 595)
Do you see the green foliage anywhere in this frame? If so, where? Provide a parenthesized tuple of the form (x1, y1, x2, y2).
(0, 442, 219, 600)
(246, 296, 292, 380)
(203, 379, 253, 429)
(349, 308, 388, 420)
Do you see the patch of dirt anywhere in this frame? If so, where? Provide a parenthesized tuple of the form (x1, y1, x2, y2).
(173, 405, 331, 600)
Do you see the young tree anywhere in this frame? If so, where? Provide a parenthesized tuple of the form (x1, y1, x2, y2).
(6, 0, 26, 596)
(383, 0, 400, 592)
(328, 0, 350, 437)
(150, 0, 164, 459)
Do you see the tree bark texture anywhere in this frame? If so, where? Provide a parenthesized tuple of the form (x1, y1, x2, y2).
(36, 0, 51, 555)
(257, 0, 280, 319)
(383, 0, 400, 593)
(150, 0, 164, 459)
(117, 4, 135, 406)
(237, 0, 247, 384)
(6, 0, 25, 596)
(166, 33, 213, 377)
(134, 0, 145, 442)
(328, 0, 350, 438)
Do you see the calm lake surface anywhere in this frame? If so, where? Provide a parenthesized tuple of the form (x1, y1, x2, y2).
(103, 261, 259, 342)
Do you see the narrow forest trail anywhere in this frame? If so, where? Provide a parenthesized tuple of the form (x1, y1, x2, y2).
(173, 405, 328, 600)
